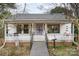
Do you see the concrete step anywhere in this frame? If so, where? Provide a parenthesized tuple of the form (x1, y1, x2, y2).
(33, 35, 45, 41)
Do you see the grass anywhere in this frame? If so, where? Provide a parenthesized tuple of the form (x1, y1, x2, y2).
(0, 46, 30, 56)
(0, 38, 31, 56)
(48, 45, 78, 56)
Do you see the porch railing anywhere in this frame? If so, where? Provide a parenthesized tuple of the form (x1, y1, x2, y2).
(45, 33, 48, 48)
(30, 33, 33, 50)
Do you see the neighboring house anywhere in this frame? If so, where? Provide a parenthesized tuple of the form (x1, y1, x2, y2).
(4, 13, 74, 46)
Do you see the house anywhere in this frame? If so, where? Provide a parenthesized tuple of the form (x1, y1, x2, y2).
(4, 13, 74, 46)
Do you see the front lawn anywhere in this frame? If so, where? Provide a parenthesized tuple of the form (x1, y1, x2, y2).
(0, 38, 31, 56)
(48, 45, 78, 56)
(0, 46, 30, 56)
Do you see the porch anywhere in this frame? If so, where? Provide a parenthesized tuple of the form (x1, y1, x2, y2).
(4, 23, 74, 42)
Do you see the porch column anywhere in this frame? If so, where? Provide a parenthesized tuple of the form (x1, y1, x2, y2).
(45, 24, 47, 34)
(73, 24, 74, 36)
(72, 23, 74, 40)
(32, 23, 34, 34)
(29, 24, 31, 34)
(43, 24, 45, 35)
(21, 24, 24, 34)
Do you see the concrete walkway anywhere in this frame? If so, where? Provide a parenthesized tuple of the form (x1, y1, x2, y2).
(30, 41, 49, 56)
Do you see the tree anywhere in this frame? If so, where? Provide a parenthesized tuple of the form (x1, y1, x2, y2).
(58, 3, 79, 42)
(50, 7, 65, 13)
(0, 3, 16, 38)
(70, 3, 79, 18)
(50, 3, 79, 42)
(50, 6, 73, 16)
(0, 3, 16, 19)
(69, 3, 79, 42)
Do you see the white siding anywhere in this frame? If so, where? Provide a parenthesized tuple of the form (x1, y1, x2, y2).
(60, 23, 71, 34)
(5, 24, 31, 41)
(17, 34, 31, 41)
(5, 23, 74, 42)
(47, 23, 74, 42)
(5, 24, 16, 41)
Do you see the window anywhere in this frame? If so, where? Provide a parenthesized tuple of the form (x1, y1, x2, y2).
(47, 24, 60, 33)
(17, 24, 22, 34)
(23, 24, 29, 34)
(16, 24, 29, 34)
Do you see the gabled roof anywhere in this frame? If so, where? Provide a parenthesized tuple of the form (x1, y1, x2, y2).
(7, 13, 68, 21)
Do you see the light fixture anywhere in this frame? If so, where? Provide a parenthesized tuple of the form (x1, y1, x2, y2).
(52, 26, 54, 29)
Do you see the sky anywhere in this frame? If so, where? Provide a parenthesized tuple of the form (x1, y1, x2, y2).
(11, 3, 61, 14)
(0, 0, 78, 3)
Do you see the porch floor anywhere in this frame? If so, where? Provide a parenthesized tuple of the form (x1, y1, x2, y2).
(30, 41, 49, 56)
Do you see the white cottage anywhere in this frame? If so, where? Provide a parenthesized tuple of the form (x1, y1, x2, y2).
(4, 13, 74, 46)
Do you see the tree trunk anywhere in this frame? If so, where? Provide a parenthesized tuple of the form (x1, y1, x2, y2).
(77, 27, 79, 42)
(74, 19, 79, 42)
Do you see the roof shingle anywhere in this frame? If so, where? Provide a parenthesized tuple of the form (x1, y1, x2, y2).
(7, 13, 68, 21)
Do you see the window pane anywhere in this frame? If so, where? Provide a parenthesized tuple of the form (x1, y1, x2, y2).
(17, 24, 22, 34)
(24, 24, 29, 34)
(47, 24, 60, 33)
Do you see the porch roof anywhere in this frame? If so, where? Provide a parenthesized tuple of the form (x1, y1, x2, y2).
(5, 13, 72, 23)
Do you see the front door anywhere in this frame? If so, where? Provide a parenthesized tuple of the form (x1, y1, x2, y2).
(35, 24, 43, 35)
(33, 24, 45, 41)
